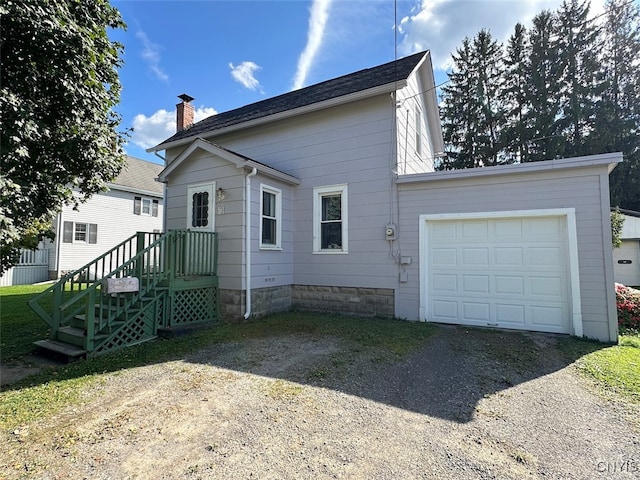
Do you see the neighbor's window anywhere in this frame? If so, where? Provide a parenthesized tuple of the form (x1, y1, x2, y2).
(313, 184, 348, 253)
(260, 185, 281, 249)
(63, 222, 97, 244)
(134, 196, 159, 217)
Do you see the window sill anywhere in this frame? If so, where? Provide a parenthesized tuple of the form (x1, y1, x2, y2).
(312, 250, 349, 255)
(260, 245, 282, 251)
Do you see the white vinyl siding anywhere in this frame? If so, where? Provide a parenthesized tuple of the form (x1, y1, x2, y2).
(56, 188, 163, 274)
(313, 184, 348, 254)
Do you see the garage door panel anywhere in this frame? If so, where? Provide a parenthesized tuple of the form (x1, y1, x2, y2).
(493, 219, 523, 237)
(426, 215, 571, 334)
(495, 276, 524, 295)
(432, 274, 457, 292)
(432, 248, 457, 266)
(432, 300, 458, 319)
(526, 217, 564, 237)
(495, 304, 526, 324)
(462, 275, 489, 294)
(462, 302, 490, 321)
(530, 305, 566, 328)
(462, 221, 488, 239)
(461, 248, 489, 267)
(528, 246, 564, 268)
(530, 276, 564, 298)
(495, 247, 524, 267)
(431, 222, 457, 242)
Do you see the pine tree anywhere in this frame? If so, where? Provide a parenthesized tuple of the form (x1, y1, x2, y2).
(555, 0, 602, 157)
(471, 30, 506, 166)
(439, 31, 505, 169)
(502, 23, 531, 163)
(598, 0, 640, 210)
(440, 38, 479, 170)
(524, 10, 565, 161)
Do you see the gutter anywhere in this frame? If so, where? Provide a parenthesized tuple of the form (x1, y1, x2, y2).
(244, 167, 258, 319)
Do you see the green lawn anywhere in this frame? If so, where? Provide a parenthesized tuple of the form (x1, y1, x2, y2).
(1, 284, 639, 432)
(0, 284, 52, 363)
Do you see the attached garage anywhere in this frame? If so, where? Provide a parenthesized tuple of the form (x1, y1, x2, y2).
(420, 211, 580, 335)
(396, 153, 622, 342)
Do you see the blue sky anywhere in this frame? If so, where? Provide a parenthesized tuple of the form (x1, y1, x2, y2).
(111, 0, 611, 164)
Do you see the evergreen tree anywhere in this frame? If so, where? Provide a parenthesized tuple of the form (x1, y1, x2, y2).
(502, 23, 531, 163)
(439, 31, 504, 169)
(598, 0, 640, 210)
(440, 38, 479, 170)
(555, 0, 602, 157)
(524, 10, 565, 161)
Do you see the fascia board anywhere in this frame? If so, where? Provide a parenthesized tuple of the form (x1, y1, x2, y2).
(396, 152, 623, 184)
(147, 81, 406, 153)
(106, 184, 164, 198)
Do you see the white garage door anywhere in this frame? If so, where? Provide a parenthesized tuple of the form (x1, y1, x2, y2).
(424, 215, 572, 334)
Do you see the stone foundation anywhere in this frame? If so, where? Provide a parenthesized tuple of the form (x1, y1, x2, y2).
(220, 284, 395, 322)
(291, 285, 395, 317)
(219, 285, 291, 323)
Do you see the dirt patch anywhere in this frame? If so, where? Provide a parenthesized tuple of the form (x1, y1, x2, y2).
(1, 328, 639, 479)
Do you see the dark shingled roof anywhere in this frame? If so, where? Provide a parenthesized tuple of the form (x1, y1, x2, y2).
(110, 156, 164, 195)
(157, 50, 428, 148)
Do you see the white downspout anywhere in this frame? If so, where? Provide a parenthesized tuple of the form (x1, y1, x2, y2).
(244, 167, 258, 319)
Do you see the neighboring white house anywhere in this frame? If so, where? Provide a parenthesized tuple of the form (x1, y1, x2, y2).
(148, 51, 621, 342)
(46, 156, 164, 278)
(613, 209, 640, 287)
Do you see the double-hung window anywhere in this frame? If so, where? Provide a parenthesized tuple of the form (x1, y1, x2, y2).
(313, 184, 348, 253)
(63, 222, 97, 244)
(260, 184, 281, 249)
(134, 196, 159, 217)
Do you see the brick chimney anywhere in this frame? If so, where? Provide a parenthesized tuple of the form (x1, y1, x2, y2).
(176, 93, 195, 132)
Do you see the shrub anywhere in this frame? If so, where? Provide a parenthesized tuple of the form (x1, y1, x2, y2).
(615, 283, 640, 333)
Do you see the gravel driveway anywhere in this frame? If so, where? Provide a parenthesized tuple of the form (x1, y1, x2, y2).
(2, 325, 639, 479)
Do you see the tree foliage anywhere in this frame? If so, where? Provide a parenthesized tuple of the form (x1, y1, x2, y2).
(438, 0, 640, 211)
(0, 0, 127, 274)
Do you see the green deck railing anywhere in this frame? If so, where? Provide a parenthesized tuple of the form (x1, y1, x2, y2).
(29, 230, 218, 355)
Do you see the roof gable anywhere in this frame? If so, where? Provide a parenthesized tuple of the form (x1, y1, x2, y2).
(157, 138, 300, 185)
(151, 51, 429, 151)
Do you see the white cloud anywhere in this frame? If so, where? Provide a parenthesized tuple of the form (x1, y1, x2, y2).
(398, 0, 606, 70)
(131, 106, 217, 149)
(292, 0, 333, 90)
(136, 30, 169, 83)
(229, 61, 263, 91)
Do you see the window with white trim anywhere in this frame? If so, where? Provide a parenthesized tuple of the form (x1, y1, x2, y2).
(134, 196, 159, 217)
(260, 184, 281, 249)
(63, 222, 97, 244)
(313, 184, 348, 253)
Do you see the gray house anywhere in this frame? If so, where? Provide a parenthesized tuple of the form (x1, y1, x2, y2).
(149, 51, 621, 342)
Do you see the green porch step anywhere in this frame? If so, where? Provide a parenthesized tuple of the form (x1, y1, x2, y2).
(34, 339, 87, 359)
